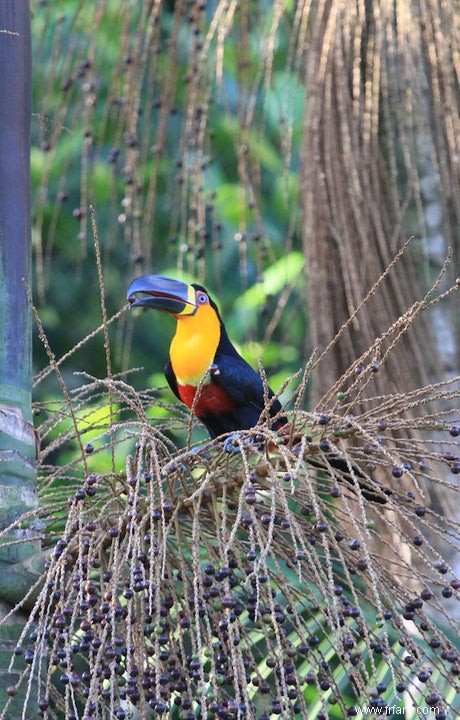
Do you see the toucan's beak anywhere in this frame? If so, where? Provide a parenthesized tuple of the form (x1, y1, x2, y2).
(127, 275, 197, 316)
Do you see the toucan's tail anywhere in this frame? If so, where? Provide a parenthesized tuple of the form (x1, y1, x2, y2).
(307, 454, 393, 504)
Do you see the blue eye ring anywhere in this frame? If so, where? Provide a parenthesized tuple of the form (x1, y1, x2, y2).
(197, 292, 208, 304)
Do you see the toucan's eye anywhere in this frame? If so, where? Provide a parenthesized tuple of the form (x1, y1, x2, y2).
(197, 292, 208, 304)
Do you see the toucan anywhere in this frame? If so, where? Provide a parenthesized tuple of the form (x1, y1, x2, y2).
(127, 275, 285, 439)
(127, 274, 391, 503)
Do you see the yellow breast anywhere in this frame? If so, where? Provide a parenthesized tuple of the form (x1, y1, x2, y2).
(169, 303, 221, 385)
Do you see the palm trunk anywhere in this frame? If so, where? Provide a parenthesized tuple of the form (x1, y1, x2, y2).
(0, 0, 41, 604)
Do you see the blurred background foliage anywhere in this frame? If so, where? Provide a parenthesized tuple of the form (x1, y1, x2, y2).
(30, 0, 459, 432)
(31, 0, 459, 413)
(31, 0, 309, 421)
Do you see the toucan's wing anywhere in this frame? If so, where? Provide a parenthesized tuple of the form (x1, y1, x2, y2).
(211, 351, 283, 420)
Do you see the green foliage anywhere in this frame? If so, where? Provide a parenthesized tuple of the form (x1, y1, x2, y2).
(31, 0, 305, 408)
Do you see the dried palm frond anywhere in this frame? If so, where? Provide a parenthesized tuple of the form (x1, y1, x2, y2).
(2, 274, 458, 720)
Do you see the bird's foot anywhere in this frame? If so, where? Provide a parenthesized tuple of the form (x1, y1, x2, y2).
(188, 442, 211, 460)
(223, 433, 245, 453)
(223, 433, 264, 454)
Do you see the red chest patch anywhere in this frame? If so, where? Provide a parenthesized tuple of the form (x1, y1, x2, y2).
(178, 383, 235, 417)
